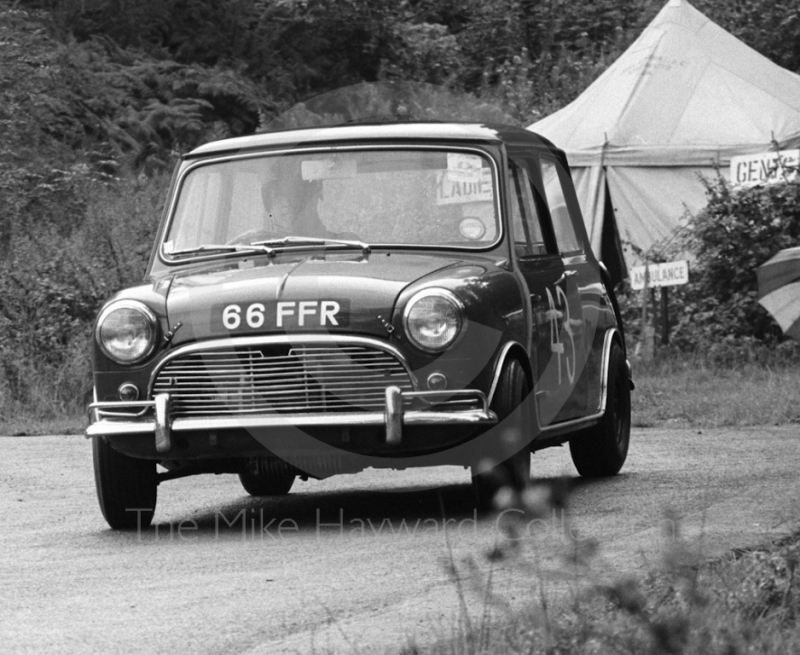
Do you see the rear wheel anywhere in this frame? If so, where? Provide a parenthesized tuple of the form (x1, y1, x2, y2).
(569, 342, 631, 476)
(93, 437, 158, 530)
(239, 470, 295, 497)
(471, 359, 532, 509)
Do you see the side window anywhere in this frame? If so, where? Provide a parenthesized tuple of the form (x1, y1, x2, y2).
(508, 160, 548, 257)
(540, 156, 582, 255)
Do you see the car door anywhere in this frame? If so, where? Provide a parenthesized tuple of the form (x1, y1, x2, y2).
(536, 153, 592, 423)
(506, 156, 578, 427)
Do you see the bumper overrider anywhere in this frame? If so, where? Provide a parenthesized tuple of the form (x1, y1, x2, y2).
(86, 335, 497, 454)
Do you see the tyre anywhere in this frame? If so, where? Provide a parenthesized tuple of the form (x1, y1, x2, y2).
(239, 470, 295, 497)
(471, 359, 532, 509)
(569, 341, 631, 476)
(93, 436, 158, 530)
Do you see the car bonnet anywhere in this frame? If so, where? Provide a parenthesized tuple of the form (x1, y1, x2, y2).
(163, 252, 464, 345)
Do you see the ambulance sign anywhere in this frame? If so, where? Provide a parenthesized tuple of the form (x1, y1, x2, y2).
(630, 260, 689, 290)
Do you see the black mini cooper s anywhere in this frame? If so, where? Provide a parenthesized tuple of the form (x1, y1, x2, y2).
(87, 122, 632, 529)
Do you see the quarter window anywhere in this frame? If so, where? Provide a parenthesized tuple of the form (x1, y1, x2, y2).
(540, 157, 582, 255)
(509, 161, 547, 257)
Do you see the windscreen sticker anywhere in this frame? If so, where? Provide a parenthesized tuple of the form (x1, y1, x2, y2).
(459, 217, 487, 240)
(436, 168, 493, 205)
(447, 153, 483, 180)
(301, 159, 357, 181)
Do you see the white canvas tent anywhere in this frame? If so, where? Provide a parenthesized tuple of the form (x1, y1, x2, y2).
(528, 0, 800, 281)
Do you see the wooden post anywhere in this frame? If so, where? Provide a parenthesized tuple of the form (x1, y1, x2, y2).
(642, 262, 650, 334)
(661, 287, 669, 346)
(639, 261, 654, 360)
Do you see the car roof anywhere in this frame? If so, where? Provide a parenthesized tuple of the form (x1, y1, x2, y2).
(186, 121, 558, 158)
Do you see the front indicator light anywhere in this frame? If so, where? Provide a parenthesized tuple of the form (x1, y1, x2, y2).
(118, 383, 140, 401)
(427, 372, 448, 390)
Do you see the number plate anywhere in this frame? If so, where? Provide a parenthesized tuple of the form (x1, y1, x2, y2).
(213, 300, 350, 332)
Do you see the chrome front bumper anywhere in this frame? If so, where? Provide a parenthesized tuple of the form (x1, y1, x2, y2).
(86, 387, 497, 453)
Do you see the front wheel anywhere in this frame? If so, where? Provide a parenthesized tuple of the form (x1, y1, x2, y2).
(93, 437, 158, 530)
(471, 359, 532, 509)
(569, 342, 631, 476)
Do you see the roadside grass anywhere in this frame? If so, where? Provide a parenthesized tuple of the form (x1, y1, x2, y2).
(0, 414, 86, 437)
(406, 491, 800, 655)
(631, 351, 800, 428)
(0, 335, 91, 436)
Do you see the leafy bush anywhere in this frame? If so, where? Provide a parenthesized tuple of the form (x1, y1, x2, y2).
(676, 177, 800, 349)
(0, 171, 168, 418)
(617, 175, 800, 357)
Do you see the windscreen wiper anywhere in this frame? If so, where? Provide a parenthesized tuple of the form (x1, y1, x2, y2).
(164, 243, 276, 258)
(251, 236, 371, 254)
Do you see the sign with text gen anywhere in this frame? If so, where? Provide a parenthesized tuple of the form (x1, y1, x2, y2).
(730, 150, 799, 188)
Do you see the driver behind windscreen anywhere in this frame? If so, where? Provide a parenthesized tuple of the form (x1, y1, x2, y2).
(260, 160, 327, 238)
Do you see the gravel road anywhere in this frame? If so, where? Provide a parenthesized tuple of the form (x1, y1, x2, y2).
(2, 427, 799, 654)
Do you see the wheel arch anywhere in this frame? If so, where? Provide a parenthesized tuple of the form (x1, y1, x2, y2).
(486, 341, 533, 407)
(599, 327, 627, 415)
(599, 261, 627, 358)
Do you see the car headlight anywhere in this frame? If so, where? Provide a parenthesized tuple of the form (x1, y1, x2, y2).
(403, 289, 465, 352)
(96, 301, 158, 365)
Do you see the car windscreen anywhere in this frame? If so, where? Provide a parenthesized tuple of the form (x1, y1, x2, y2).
(162, 148, 500, 256)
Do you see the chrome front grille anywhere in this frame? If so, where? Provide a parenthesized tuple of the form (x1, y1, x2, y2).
(152, 344, 414, 417)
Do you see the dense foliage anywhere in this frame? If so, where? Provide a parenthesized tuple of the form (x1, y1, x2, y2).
(674, 179, 800, 347)
(1, 0, 800, 417)
(617, 175, 800, 361)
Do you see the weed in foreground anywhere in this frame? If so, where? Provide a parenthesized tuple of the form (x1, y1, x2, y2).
(420, 481, 800, 655)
